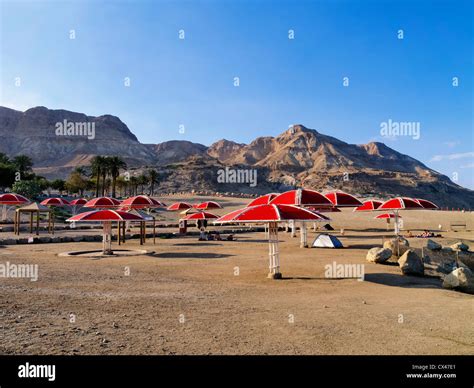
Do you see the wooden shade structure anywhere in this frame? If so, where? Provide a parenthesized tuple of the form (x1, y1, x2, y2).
(14, 202, 54, 235)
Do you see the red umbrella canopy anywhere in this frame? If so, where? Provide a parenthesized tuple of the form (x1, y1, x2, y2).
(216, 204, 330, 223)
(121, 195, 165, 209)
(70, 198, 88, 206)
(246, 193, 278, 207)
(167, 202, 192, 211)
(324, 191, 363, 207)
(194, 201, 223, 210)
(0, 193, 30, 205)
(182, 211, 219, 220)
(270, 189, 333, 207)
(374, 213, 402, 219)
(41, 197, 71, 206)
(84, 197, 121, 208)
(307, 206, 341, 213)
(67, 209, 144, 222)
(353, 200, 383, 212)
(378, 197, 424, 210)
(413, 198, 439, 210)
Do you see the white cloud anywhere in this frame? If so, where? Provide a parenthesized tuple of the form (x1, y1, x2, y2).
(460, 162, 474, 169)
(430, 152, 474, 162)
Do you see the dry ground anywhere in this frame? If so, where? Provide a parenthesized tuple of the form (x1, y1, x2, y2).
(0, 197, 473, 355)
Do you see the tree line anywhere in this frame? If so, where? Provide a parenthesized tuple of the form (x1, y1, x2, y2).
(0, 153, 161, 199)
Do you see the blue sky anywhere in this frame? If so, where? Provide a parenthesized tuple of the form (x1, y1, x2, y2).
(1, 0, 473, 188)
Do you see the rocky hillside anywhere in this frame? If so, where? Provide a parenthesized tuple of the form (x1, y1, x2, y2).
(0, 106, 156, 168)
(1, 107, 473, 208)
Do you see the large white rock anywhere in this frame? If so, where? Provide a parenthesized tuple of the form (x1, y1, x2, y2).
(450, 242, 469, 252)
(442, 267, 474, 294)
(383, 237, 409, 257)
(366, 247, 392, 263)
(398, 249, 424, 276)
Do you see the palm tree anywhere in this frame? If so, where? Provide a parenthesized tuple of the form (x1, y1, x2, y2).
(147, 169, 159, 195)
(90, 156, 106, 197)
(116, 176, 128, 197)
(108, 156, 127, 198)
(100, 158, 111, 196)
(137, 174, 148, 195)
(129, 176, 139, 196)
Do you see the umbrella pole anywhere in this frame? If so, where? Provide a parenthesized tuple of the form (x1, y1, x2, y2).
(267, 222, 282, 279)
(103, 221, 113, 255)
(394, 210, 400, 257)
(300, 222, 308, 248)
(118, 222, 121, 246)
(153, 219, 156, 244)
(1, 204, 6, 221)
(290, 220, 296, 238)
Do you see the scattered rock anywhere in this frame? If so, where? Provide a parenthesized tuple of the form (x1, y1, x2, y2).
(450, 242, 469, 252)
(383, 238, 409, 257)
(398, 249, 424, 276)
(442, 267, 474, 294)
(366, 247, 392, 263)
(426, 239, 442, 251)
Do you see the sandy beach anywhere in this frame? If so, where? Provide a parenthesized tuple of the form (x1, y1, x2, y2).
(1, 196, 473, 355)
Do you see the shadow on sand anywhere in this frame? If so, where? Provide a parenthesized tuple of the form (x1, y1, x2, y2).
(280, 276, 347, 281)
(151, 252, 234, 259)
(364, 273, 442, 289)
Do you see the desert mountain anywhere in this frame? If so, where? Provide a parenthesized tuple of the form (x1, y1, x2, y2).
(0, 107, 472, 208)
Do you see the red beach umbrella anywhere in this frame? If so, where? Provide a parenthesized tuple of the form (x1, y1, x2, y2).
(353, 200, 383, 212)
(0, 193, 30, 205)
(378, 197, 424, 211)
(167, 202, 192, 211)
(41, 197, 71, 206)
(324, 191, 363, 208)
(413, 198, 439, 210)
(121, 195, 165, 209)
(84, 197, 121, 209)
(70, 198, 88, 206)
(377, 197, 423, 235)
(181, 211, 219, 221)
(0, 193, 30, 220)
(308, 206, 341, 213)
(270, 189, 332, 247)
(194, 201, 223, 210)
(67, 210, 143, 254)
(270, 189, 333, 207)
(215, 204, 329, 279)
(246, 193, 278, 207)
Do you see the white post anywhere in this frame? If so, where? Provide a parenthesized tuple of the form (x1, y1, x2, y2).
(102, 221, 112, 254)
(300, 222, 308, 248)
(1, 204, 7, 221)
(290, 220, 296, 237)
(267, 222, 282, 279)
